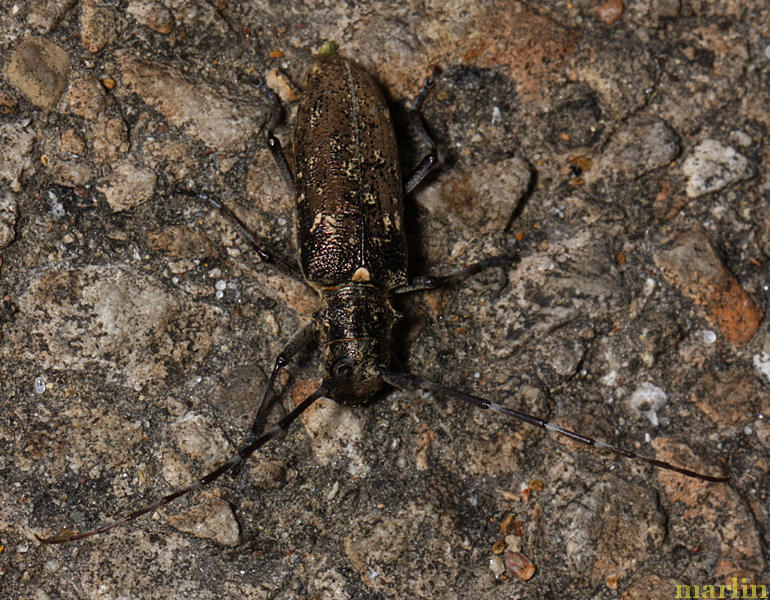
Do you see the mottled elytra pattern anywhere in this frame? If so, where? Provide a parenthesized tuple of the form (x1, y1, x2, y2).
(294, 56, 407, 289)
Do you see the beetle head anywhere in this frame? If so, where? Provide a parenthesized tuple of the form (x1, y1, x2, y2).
(316, 284, 399, 402)
(324, 338, 388, 402)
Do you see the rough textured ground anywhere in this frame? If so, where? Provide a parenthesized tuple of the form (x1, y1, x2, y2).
(1, 1, 769, 599)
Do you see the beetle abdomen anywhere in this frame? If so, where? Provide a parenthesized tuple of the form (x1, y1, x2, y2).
(294, 56, 407, 289)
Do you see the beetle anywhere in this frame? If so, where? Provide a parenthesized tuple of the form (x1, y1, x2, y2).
(36, 53, 727, 544)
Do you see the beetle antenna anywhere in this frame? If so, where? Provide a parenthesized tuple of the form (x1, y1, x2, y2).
(382, 371, 729, 483)
(36, 377, 341, 544)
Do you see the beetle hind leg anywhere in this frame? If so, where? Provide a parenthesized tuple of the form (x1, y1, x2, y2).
(405, 66, 441, 195)
(177, 188, 303, 281)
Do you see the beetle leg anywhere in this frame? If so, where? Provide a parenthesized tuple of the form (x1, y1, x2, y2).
(404, 145, 438, 195)
(267, 131, 295, 192)
(405, 66, 441, 195)
(178, 189, 303, 281)
(393, 254, 515, 295)
(240, 74, 296, 190)
(229, 322, 318, 476)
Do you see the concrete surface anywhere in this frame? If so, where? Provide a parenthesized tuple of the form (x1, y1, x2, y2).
(1, 1, 768, 599)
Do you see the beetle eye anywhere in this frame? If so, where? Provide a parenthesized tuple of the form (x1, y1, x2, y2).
(332, 359, 354, 378)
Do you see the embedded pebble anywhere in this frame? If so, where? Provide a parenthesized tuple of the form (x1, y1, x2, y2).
(504, 550, 536, 581)
(628, 382, 667, 427)
(27, 0, 77, 33)
(291, 380, 369, 477)
(730, 130, 752, 147)
(59, 129, 86, 156)
(505, 534, 522, 553)
(682, 139, 754, 198)
(167, 499, 240, 546)
(754, 352, 770, 384)
(0, 121, 36, 192)
(81, 0, 118, 53)
(6, 36, 70, 108)
(66, 77, 106, 119)
(50, 161, 94, 187)
(0, 192, 18, 248)
(116, 52, 263, 152)
(92, 114, 130, 161)
(590, 117, 679, 182)
(489, 555, 505, 577)
(127, 0, 175, 34)
(170, 412, 231, 466)
(653, 230, 762, 345)
(571, 41, 656, 120)
(416, 156, 530, 234)
(97, 160, 156, 211)
(596, 0, 624, 25)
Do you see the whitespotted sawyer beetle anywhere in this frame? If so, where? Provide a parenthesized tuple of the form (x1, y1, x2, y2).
(36, 53, 727, 545)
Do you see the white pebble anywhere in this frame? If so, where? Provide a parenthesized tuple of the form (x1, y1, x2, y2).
(682, 139, 753, 198)
(754, 352, 770, 383)
(628, 382, 668, 427)
(490, 556, 505, 577)
(34, 376, 46, 394)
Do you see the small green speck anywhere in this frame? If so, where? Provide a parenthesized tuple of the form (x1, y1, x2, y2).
(318, 41, 338, 56)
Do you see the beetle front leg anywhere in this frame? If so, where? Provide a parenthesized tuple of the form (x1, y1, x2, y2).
(243, 323, 317, 443)
(226, 322, 317, 476)
(250, 75, 296, 192)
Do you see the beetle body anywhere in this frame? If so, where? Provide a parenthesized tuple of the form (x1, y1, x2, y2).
(294, 56, 405, 400)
